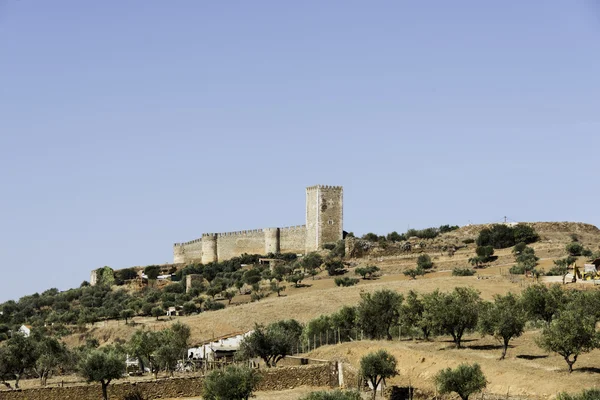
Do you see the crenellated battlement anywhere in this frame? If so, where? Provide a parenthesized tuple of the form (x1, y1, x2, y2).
(216, 229, 264, 237)
(306, 185, 343, 191)
(280, 225, 306, 231)
(173, 185, 342, 264)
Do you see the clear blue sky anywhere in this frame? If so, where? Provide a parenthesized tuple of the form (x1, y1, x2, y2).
(1, 1, 599, 302)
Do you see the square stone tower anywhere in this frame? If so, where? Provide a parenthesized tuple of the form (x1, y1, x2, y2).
(305, 185, 343, 252)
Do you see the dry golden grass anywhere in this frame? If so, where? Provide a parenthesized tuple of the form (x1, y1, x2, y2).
(308, 332, 600, 400)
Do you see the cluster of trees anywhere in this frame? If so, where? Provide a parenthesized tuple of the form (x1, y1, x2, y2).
(0, 252, 334, 339)
(301, 285, 600, 369)
(476, 224, 539, 249)
(0, 322, 190, 399)
(358, 224, 460, 243)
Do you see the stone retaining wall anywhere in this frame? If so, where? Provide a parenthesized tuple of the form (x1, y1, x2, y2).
(0, 364, 334, 400)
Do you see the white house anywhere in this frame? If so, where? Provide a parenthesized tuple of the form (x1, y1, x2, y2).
(18, 325, 32, 337)
(188, 331, 253, 362)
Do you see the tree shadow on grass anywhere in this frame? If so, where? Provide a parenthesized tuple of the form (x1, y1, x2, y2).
(575, 367, 600, 374)
(467, 344, 505, 351)
(295, 283, 312, 288)
(440, 338, 477, 344)
(516, 354, 548, 360)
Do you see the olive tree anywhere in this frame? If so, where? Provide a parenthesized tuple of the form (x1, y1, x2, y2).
(78, 346, 126, 400)
(356, 289, 403, 340)
(435, 363, 487, 400)
(237, 320, 302, 367)
(536, 310, 599, 373)
(203, 365, 261, 400)
(0, 333, 36, 388)
(360, 350, 398, 400)
(425, 287, 481, 348)
(478, 293, 526, 359)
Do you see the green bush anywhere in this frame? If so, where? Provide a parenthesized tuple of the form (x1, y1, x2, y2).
(452, 267, 475, 276)
(435, 363, 486, 400)
(203, 365, 261, 400)
(462, 238, 475, 244)
(334, 277, 359, 287)
(475, 245, 494, 260)
(204, 299, 225, 311)
(509, 265, 526, 275)
(300, 390, 362, 400)
(417, 254, 434, 270)
(558, 389, 600, 400)
(325, 260, 346, 276)
(477, 224, 539, 249)
(565, 242, 584, 256)
(386, 231, 405, 242)
(513, 224, 540, 244)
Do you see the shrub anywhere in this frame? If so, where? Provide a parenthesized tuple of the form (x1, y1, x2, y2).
(123, 390, 146, 400)
(362, 233, 379, 242)
(300, 390, 362, 400)
(462, 238, 475, 244)
(565, 242, 584, 256)
(355, 265, 380, 279)
(182, 301, 197, 315)
(386, 231, 405, 242)
(513, 224, 540, 244)
(439, 224, 460, 234)
(143, 266, 161, 281)
(452, 267, 475, 276)
(477, 225, 515, 248)
(417, 254, 434, 270)
(334, 277, 359, 287)
(558, 389, 600, 400)
(475, 245, 494, 260)
(509, 265, 526, 275)
(322, 243, 336, 250)
(403, 267, 425, 279)
(325, 260, 346, 276)
(203, 365, 261, 400)
(203, 299, 225, 311)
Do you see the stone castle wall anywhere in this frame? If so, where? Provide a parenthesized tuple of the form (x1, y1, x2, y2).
(279, 225, 307, 254)
(172, 185, 343, 264)
(174, 225, 308, 265)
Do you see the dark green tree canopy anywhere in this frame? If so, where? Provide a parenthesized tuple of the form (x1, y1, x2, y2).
(78, 346, 126, 400)
(203, 365, 261, 400)
(360, 349, 398, 400)
(435, 363, 487, 400)
(357, 289, 403, 340)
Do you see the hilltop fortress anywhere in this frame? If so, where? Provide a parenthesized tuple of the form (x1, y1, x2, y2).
(173, 185, 343, 264)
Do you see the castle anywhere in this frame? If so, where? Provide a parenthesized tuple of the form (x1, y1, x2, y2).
(173, 185, 343, 264)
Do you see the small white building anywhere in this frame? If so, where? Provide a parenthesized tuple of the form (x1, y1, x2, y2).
(18, 325, 32, 337)
(188, 331, 253, 362)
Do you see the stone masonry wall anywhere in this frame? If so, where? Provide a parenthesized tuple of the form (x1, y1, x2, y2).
(279, 225, 307, 254)
(216, 229, 265, 261)
(173, 239, 202, 264)
(0, 364, 334, 400)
